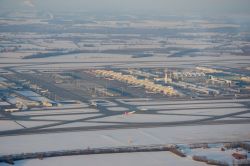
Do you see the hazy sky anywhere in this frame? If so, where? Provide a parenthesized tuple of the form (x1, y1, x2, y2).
(1, 0, 250, 15)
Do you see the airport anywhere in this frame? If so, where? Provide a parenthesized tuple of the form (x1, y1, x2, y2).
(0, 3, 250, 165)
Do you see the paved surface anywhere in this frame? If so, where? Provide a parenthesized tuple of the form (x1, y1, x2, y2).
(0, 68, 249, 137)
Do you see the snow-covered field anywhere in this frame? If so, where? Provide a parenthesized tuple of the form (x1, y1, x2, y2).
(1, 13, 250, 165)
(0, 151, 207, 166)
(0, 52, 250, 70)
(0, 98, 249, 134)
(0, 120, 22, 132)
(179, 143, 250, 166)
(119, 98, 250, 106)
(0, 124, 249, 156)
(88, 113, 202, 123)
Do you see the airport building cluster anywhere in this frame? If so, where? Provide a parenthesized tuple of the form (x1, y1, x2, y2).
(0, 73, 55, 112)
(92, 70, 178, 96)
(90, 66, 250, 99)
(1, 65, 250, 113)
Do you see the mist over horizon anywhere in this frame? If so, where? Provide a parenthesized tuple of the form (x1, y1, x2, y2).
(1, 0, 250, 17)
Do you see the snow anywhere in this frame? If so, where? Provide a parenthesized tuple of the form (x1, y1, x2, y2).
(0, 124, 249, 155)
(157, 108, 247, 116)
(15, 90, 52, 102)
(0, 101, 10, 106)
(107, 107, 129, 111)
(15, 90, 41, 97)
(121, 98, 250, 106)
(89, 113, 202, 123)
(38, 40, 78, 50)
(1, 52, 250, 70)
(190, 148, 233, 165)
(29, 96, 52, 102)
(12, 113, 103, 128)
(90, 99, 118, 107)
(183, 145, 249, 166)
(0, 77, 7, 82)
(235, 113, 250, 118)
(0, 98, 248, 145)
(12, 108, 98, 116)
(13, 121, 56, 129)
(0, 120, 23, 131)
(12, 103, 94, 116)
(47, 122, 119, 129)
(0, 151, 207, 166)
(138, 103, 244, 111)
(30, 114, 102, 121)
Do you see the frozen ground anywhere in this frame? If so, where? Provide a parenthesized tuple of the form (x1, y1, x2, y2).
(0, 52, 250, 70)
(178, 143, 250, 166)
(0, 151, 207, 166)
(15, 90, 52, 103)
(0, 120, 23, 132)
(88, 113, 202, 123)
(118, 98, 250, 106)
(1, 14, 250, 166)
(0, 71, 249, 164)
(1, 98, 249, 131)
(0, 124, 249, 156)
